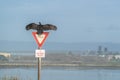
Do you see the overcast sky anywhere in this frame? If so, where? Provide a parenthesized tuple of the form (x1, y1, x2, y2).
(0, 0, 120, 43)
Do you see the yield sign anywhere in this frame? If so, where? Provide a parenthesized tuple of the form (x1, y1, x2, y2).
(32, 32, 49, 48)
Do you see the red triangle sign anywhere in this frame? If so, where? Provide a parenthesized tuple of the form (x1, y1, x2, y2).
(32, 32, 49, 48)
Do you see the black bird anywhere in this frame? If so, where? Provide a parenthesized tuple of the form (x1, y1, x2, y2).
(26, 22, 57, 34)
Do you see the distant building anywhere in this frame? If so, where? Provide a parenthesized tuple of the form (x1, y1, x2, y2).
(97, 46, 102, 54)
(0, 52, 11, 58)
(114, 55, 120, 59)
(107, 55, 114, 61)
(106, 55, 120, 61)
(0, 52, 11, 61)
(104, 47, 108, 52)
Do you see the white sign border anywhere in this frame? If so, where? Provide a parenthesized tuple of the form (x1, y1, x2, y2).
(35, 49, 45, 58)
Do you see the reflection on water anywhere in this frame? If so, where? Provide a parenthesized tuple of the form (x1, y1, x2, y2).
(0, 67, 120, 80)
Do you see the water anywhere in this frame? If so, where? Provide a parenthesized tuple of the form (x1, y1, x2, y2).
(0, 67, 120, 80)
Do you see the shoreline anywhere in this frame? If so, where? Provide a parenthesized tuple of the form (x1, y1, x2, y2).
(1, 62, 120, 69)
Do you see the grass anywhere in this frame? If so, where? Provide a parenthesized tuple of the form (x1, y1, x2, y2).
(1, 76, 19, 80)
(0, 76, 33, 80)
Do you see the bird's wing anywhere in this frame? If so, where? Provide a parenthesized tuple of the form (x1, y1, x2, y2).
(26, 23, 38, 30)
(42, 24, 57, 30)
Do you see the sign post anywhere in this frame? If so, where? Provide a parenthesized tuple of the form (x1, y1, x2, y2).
(32, 32, 49, 80)
(38, 53, 41, 80)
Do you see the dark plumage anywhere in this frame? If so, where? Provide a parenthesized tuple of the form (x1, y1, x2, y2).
(26, 22, 57, 34)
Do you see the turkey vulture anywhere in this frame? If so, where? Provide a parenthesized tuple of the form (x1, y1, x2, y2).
(26, 22, 57, 34)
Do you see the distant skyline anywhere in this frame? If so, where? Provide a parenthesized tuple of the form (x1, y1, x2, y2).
(0, 0, 120, 43)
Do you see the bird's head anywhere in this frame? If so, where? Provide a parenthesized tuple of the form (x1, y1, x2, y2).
(39, 22, 42, 25)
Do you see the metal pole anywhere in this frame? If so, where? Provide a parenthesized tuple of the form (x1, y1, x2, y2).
(38, 47, 41, 80)
(38, 57, 41, 80)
